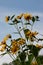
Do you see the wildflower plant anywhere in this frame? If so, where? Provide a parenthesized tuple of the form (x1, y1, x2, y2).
(0, 13, 43, 65)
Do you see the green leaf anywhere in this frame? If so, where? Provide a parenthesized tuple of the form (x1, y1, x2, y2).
(25, 61, 30, 65)
(8, 16, 10, 20)
(24, 54, 34, 65)
(24, 29, 29, 41)
(25, 35, 29, 41)
(16, 38, 21, 41)
(38, 38, 43, 41)
(13, 32, 19, 34)
(19, 52, 26, 61)
(36, 56, 42, 65)
(9, 23, 14, 25)
(36, 56, 43, 64)
(32, 16, 35, 23)
(24, 29, 30, 33)
(23, 48, 29, 52)
(12, 59, 21, 65)
(24, 23, 31, 25)
(28, 54, 34, 65)
(24, 29, 30, 41)
(12, 18, 20, 24)
(27, 45, 41, 57)
(2, 63, 8, 65)
(11, 15, 15, 20)
(35, 16, 39, 21)
(1, 53, 7, 56)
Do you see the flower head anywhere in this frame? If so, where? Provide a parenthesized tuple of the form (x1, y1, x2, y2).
(11, 39, 17, 46)
(32, 32, 38, 36)
(7, 34, 11, 38)
(25, 31, 38, 41)
(0, 43, 6, 52)
(17, 38, 25, 45)
(11, 44, 19, 54)
(5, 16, 10, 22)
(16, 13, 23, 19)
(36, 44, 42, 48)
(3, 34, 11, 42)
(11, 39, 19, 54)
(23, 13, 32, 21)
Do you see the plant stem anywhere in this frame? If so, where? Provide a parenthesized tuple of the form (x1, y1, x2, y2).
(21, 20, 27, 42)
(14, 24, 23, 38)
(31, 23, 33, 31)
(8, 52, 15, 60)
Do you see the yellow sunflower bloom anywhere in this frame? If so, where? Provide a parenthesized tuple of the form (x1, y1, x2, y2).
(26, 31, 38, 37)
(36, 44, 42, 48)
(11, 40, 17, 46)
(32, 32, 38, 36)
(11, 44, 19, 54)
(6, 34, 11, 38)
(0, 44, 6, 52)
(26, 31, 31, 36)
(25, 31, 38, 41)
(11, 39, 19, 54)
(29, 32, 38, 41)
(23, 13, 32, 21)
(5, 16, 10, 22)
(31, 61, 38, 65)
(16, 13, 23, 19)
(17, 38, 25, 45)
(0, 42, 1, 44)
(3, 34, 11, 42)
(1, 40, 6, 44)
(0, 40, 6, 46)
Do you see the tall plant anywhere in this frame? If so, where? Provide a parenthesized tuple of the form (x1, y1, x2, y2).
(0, 13, 43, 65)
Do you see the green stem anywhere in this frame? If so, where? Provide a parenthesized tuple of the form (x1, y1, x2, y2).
(6, 46, 15, 60)
(15, 24, 23, 38)
(21, 20, 27, 42)
(31, 23, 34, 31)
(8, 52, 15, 60)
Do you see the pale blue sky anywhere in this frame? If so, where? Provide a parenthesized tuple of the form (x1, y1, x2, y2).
(0, 0, 43, 41)
(0, 0, 43, 12)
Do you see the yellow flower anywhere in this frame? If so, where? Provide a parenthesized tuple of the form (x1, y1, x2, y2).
(32, 32, 38, 36)
(23, 13, 32, 21)
(0, 42, 1, 46)
(3, 37, 8, 42)
(1, 40, 6, 44)
(11, 44, 19, 54)
(36, 44, 42, 48)
(26, 31, 38, 38)
(17, 38, 25, 45)
(0, 40, 6, 46)
(3, 34, 11, 42)
(31, 61, 38, 65)
(11, 39, 19, 54)
(25, 31, 38, 41)
(6, 34, 11, 38)
(11, 40, 17, 46)
(0, 44, 6, 52)
(16, 13, 23, 19)
(5, 16, 10, 22)
(26, 30, 31, 35)
(29, 32, 38, 41)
